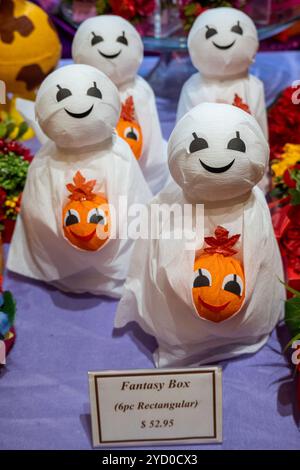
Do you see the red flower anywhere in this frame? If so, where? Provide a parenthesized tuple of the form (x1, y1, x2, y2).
(283, 164, 300, 189)
(0, 188, 7, 206)
(0, 138, 33, 161)
(110, 0, 136, 20)
(268, 86, 300, 160)
(135, 0, 155, 17)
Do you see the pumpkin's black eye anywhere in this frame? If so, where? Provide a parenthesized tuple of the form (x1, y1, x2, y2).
(117, 31, 128, 46)
(205, 25, 217, 39)
(87, 82, 102, 99)
(222, 274, 243, 296)
(227, 131, 246, 153)
(125, 127, 139, 141)
(189, 132, 209, 153)
(64, 209, 80, 226)
(231, 21, 243, 35)
(56, 85, 72, 102)
(91, 32, 103, 46)
(88, 208, 106, 225)
(193, 268, 212, 288)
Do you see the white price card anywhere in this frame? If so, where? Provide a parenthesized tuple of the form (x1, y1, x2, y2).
(88, 367, 222, 447)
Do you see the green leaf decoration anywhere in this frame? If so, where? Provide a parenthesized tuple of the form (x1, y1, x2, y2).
(289, 188, 300, 205)
(16, 121, 28, 140)
(5, 122, 16, 137)
(285, 296, 300, 337)
(0, 122, 8, 139)
(281, 280, 300, 298)
(284, 332, 300, 352)
(0, 291, 16, 326)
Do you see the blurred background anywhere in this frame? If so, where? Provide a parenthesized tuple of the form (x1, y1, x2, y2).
(33, 0, 300, 57)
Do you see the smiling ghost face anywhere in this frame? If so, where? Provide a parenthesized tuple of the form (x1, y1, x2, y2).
(188, 7, 258, 79)
(72, 15, 144, 88)
(168, 102, 269, 203)
(35, 63, 120, 148)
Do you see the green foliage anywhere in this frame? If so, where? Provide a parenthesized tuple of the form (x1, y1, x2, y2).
(0, 291, 16, 326)
(285, 296, 300, 337)
(16, 121, 29, 140)
(289, 188, 300, 205)
(96, 0, 108, 14)
(0, 152, 30, 193)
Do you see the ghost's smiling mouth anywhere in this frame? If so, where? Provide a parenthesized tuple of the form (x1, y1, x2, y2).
(64, 105, 94, 119)
(212, 40, 236, 50)
(199, 159, 235, 173)
(98, 50, 121, 59)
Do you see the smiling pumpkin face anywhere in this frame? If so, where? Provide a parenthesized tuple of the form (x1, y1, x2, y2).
(62, 171, 110, 251)
(116, 96, 143, 160)
(192, 226, 245, 323)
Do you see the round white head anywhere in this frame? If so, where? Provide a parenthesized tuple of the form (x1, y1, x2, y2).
(188, 7, 258, 79)
(35, 64, 120, 148)
(168, 102, 269, 202)
(72, 15, 143, 88)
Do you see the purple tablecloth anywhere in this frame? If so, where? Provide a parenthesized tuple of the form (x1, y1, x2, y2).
(1, 52, 300, 450)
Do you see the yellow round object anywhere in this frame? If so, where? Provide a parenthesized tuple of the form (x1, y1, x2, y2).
(0, 0, 62, 99)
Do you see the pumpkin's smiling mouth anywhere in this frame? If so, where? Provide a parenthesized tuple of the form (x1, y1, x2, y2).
(98, 50, 121, 59)
(212, 40, 236, 50)
(65, 105, 94, 119)
(199, 158, 235, 174)
(199, 297, 230, 313)
(70, 228, 96, 241)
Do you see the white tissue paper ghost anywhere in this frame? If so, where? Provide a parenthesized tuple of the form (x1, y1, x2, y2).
(177, 8, 267, 139)
(7, 64, 151, 297)
(72, 15, 169, 195)
(115, 102, 285, 367)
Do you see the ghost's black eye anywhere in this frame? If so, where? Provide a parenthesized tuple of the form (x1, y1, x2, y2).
(87, 82, 102, 99)
(189, 132, 209, 153)
(205, 25, 217, 39)
(231, 21, 243, 35)
(193, 269, 212, 288)
(91, 32, 103, 46)
(116, 31, 128, 46)
(88, 208, 106, 225)
(64, 209, 79, 226)
(56, 85, 72, 102)
(227, 131, 246, 153)
(126, 127, 138, 141)
(222, 274, 243, 296)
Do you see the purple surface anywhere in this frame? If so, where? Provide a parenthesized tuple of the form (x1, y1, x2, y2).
(1, 53, 300, 450)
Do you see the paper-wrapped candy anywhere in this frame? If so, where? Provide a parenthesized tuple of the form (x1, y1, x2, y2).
(72, 15, 169, 195)
(7, 64, 151, 297)
(115, 103, 285, 366)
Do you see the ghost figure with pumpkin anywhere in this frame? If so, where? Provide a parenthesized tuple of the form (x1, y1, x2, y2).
(7, 64, 151, 297)
(72, 15, 169, 195)
(115, 102, 285, 367)
(177, 7, 268, 140)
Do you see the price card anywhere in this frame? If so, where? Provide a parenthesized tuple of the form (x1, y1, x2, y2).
(88, 367, 222, 447)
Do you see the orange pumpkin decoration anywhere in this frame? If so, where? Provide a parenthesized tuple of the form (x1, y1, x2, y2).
(62, 171, 110, 252)
(192, 226, 245, 323)
(116, 96, 143, 160)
